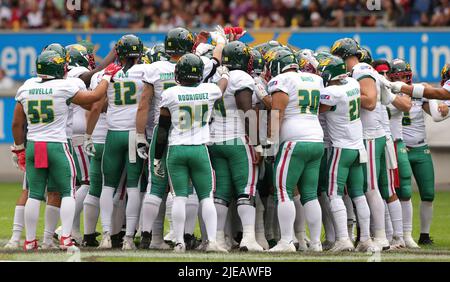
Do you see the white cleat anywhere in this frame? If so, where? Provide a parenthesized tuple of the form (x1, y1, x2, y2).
(373, 237, 390, 251)
(322, 240, 335, 251)
(71, 231, 83, 246)
(163, 231, 176, 243)
(41, 241, 59, 250)
(404, 235, 420, 249)
(239, 237, 264, 252)
(122, 236, 137, 250)
(4, 240, 20, 250)
(355, 239, 380, 253)
(98, 232, 112, 249)
(205, 241, 228, 253)
(308, 242, 323, 252)
(216, 231, 231, 251)
(390, 236, 406, 250)
(295, 232, 309, 251)
(174, 242, 186, 253)
(150, 240, 171, 250)
(268, 240, 296, 253)
(60, 236, 79, 252)
(54, 226, 62, 240)
(329, 238, 355, 252)
(196, 241, 208, 251)
(256, 233, 270, 250)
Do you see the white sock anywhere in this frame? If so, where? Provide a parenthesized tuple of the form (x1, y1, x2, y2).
(330, 197, 348, 240)
(365, 188, 386, 238)
(83, 194, 100, 235)
(11, 206, 25, 242)
(142, 194, 162, 233)
(420, 201, 433, 234)
(387, 199, 403, 238)
(201, 198, 218, 241)
(60, 197, 76, 238)
(353, 196, 371, 242)
(237, 203, 256, 240)
(265, 195, 275, 240)
(255, 193, 265, 235)
(185, 193, 199, 235)
(401, 200, 413, 233)
(43, 205, 60, 244)
(343, 194, 355, 239)
(277, 200, 295, 242)
(112, 196, 126, 235)
(25, 199, 41, 241)
(215, 202, 229, 233)
(151, 194, 167, 244)
(198, 204, 207, 242)
(172, 196, 187, 244)
(384, 201, 393, 241)
(73, 184, 89, 234)
(318, 192, 335, 242)
(138, 192, 145, 232)
(125, 188, 141, 236)
(304, 200, 322, 244)
(165, 193, 174, 235)
(99, 186, 115, 234)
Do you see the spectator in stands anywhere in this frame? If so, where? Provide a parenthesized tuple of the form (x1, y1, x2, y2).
(0, 68, 14, 90)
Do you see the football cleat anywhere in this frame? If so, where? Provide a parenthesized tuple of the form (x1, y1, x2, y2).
(308, 242, 323, 252)
(216, 231, 231, 251)
(329, 239, 355, 252)
(41, 241, 59, 250)
(23, 240, 39, 251)
(239, 237, 264, 252)
(98, 232, 112, 249)
(255, 233, 270, 250)
(184, 233, 200, 250)
(71, 231, 83, 246)
(138, 231, 151, 249)
(355, 239, 380, 253)
(4, 240, 20, 250)
(149, 240, 171, 250)
(205, 241, 228, 253)
(404, 234, 420, 249)
(163, 230, 176, 243)
(390, 236, 406, 249)
(373, 237, 390, 251)
(82, 233, 99, 248)
(322, 240, 335, 251)
(268, 240, 296, 253)
(60, 236, 79, 252)
(418, 233, 434, 245)
(196, 241, 208, 251)
(174, 242, 186, 253)
(122, 236, 137, 250)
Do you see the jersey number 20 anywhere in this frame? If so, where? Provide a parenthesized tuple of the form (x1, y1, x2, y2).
(298, 89, 320, 115)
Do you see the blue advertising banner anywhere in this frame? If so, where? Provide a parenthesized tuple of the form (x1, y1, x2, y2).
(0, 97, 15, 144)
(0, 30, 449, 82)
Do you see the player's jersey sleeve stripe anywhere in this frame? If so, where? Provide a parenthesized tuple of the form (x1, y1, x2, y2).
(356, 75, 376, 82)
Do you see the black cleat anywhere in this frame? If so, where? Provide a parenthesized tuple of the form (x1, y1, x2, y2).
(139, 232, 151, 249)
(267, 239, 277, 249)
(111, 233, 124, 249)
(418, 233, 434, 245)
(82, 233, 99, 247)
(184, 234, 200, 250)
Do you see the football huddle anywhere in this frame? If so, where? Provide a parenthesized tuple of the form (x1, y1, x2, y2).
(5, 25, 450, 254)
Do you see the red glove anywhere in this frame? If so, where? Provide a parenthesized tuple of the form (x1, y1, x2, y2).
(11, 145, 26, 172)
(224, 27, 246, 41)
(102, 63, 122, 82)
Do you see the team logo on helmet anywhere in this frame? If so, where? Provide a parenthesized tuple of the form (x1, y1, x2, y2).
(330, 42, 341, 53)
(52, 57, 65, 64)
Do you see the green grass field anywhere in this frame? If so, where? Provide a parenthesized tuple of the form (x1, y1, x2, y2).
(1, 183, 450, 262)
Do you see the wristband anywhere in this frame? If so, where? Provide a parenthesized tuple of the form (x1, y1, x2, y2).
(389, 92, 397, 103)
(13, 143, 25, 151)
(221, 73, 230, 81)
(412, 84, 425, 99)
(254, 145, 263, 154)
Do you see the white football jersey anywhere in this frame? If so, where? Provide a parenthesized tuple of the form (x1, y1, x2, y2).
(16, 77, 85, 143)
(402, 98, 428, 147)
(378, 103, 391, 137)
(160, 83, 222, 145)
(89, 72, 108, 144)
(67, 66, 90, 137)
(387, 103, 403, 141)
(210, 70, 255, 142)
(320, 77, 364, 150)
(351, 63, 385, 139)
(268, 71, 324, 143)
(319, 114, 331, 148)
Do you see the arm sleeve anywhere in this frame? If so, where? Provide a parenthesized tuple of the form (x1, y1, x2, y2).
(154, 114, 171, 160)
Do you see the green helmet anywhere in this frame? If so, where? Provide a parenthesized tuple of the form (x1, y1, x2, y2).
(66, 44, 90, 69)
(147, 43, 169, 63)
(115, 34, 144, 60)
(251, 49, 265, 75)
(268, 49, 299, 78)
(359, 47, 373, 64)
(165, 27, 195, 56)
(263, 46, 292, 63)
(441, 64, 450, 86)
(78, 40, 96, 69)
(317, 55, 347, 86)
(314, 51, 332, 64)
(389, 58, 412, 84)
(175, 53, 204, 85)
(44, 43, 67, 59)
(330, 38, 362, 60)
(222, 41, 252, 72)
(254, 41, 281, 57)
(36, 50, 66, 79)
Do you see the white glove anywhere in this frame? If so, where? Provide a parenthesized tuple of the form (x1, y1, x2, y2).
(195, 43, 214, 56)
(153, 159, 165, 178)
(380, 84, 397, 105)
(136, 133, 149, 160)
(390, 81, 407, 94)
(83, 134, 95, 157)
(216, 65, 230, 80)
(210, 25, 227, 45)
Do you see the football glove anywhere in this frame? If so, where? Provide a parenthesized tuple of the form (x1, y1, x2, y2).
(136, 133, 149, 160)
(216, 65, 230, 81)
(390, 81, 407, 94)
(11, 144, 25, 172)
(153, 159, 165, 178)
(102, 63, 123, 82)
(210, 25, 227, 45)
(83, 134, 95, 157)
